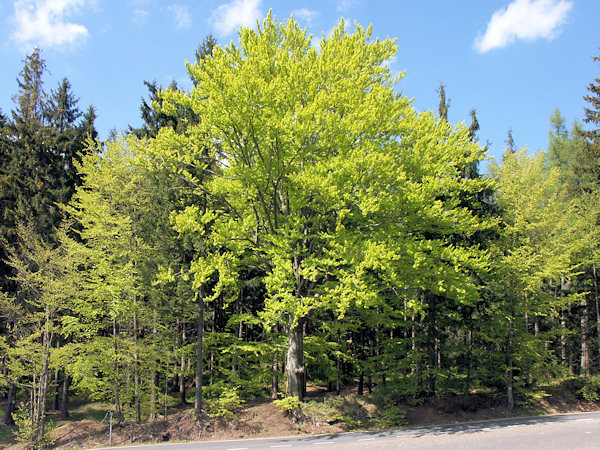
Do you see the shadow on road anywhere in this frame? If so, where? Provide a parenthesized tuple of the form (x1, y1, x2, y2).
(288, 411, 598, 444)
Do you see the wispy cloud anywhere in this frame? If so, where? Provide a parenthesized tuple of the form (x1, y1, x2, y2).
(292, 8, 318, 26)
(168, 3, 191, 30)
(475, 0, 573, 53)
(11, 0, 91, 51)
(211, 0, 261, 36)
(337, 0, 359, 12)
(132, 8, 149, 26)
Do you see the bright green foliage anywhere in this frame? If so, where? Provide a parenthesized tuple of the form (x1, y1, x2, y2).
(205, 386, 242, 418)
(12, 404, 55, 449)
(63, 136, 183, 422)
(491, 148, 592, 409)
(273, 395, 303, 422)
(1, 221, 82, 444)
(5, 16, 600, 432)
(153, 13, 494, 400)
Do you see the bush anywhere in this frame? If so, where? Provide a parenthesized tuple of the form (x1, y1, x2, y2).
(205, 387, 242, 418)
(379, 406, 407, 428)
(577, 376, 600, 402)
(273, 395, 303, 422)
(13, 404, 55, 449)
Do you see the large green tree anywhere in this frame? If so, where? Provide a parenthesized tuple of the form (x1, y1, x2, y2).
(491, 148, 590, 410)
(153, 14, 494, 402)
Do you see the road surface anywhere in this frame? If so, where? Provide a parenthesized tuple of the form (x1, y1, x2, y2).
(101, 411, 600, 449)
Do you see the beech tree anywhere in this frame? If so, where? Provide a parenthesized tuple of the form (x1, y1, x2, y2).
(154, 14, 494, 402)
(491, 148, 591, 410)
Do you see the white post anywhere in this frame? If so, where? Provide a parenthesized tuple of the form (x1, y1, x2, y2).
(109, 411, 113, 447)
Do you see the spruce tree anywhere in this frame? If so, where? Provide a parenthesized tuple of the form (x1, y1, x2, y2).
(437, 83, 449, 121)
(574, 51, 600, 192)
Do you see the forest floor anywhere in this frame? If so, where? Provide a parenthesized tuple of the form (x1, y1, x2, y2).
(2, 380, 600, 449)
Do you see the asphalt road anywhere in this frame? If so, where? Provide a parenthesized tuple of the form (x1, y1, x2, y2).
(101, 411, 600, 449)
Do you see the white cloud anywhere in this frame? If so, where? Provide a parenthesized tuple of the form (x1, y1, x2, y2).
(475, 0, 573, 53)
(11, 0, 91, 51)
(337, 0, 359, 12)
(168, 4, 191, 30)
(292, 8, 318, 26)
(211, 0, 261, 36)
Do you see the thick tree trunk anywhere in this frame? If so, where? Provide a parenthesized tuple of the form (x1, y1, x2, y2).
(2, 382, 16, 425)
(195, 286, 205, 415)
(286, 317, 305, 401)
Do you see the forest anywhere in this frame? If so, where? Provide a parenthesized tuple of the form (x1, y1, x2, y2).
(1, 15, 600, 448)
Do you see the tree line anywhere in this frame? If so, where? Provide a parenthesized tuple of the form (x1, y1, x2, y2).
(1, 15, 600, 447)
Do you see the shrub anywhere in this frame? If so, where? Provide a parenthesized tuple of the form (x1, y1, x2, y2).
(205, 387, 242, 419)
(13, 404, 55, 449)
(577, 376, 600, 402)
(273, 395, 303, 422)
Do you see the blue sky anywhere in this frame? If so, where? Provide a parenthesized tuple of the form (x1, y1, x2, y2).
(0, 0, 598, 168)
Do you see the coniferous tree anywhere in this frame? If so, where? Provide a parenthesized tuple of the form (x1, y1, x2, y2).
(129, 80, 181, 138)
(505, 128, 516, 154)
(437, 83, 449, 121)
(0, 49, 97, 428)
(574, 51, 600, 193)
(195, 34, 217, 65)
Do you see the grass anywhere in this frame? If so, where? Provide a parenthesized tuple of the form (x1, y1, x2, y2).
(48, 401, 113, 424)
(0, 423, 16, 447)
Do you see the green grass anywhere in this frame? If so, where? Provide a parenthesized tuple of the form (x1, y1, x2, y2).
(45, 401, 113, 425)
(0, 424, 17, 447)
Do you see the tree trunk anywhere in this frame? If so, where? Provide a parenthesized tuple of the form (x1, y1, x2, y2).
(195, 286, 205, 415)
(53, 369, 60, 410)
(178, 324, 187, 406)
(412, 312, 420, 398)
(133, 310, 141, 424)
(149, 309, 158, 421)
(560, 306, 567, 365)
(2, 383, 16, 425)
(210, 304, 216, 386)
(581, 296, 591, 376)
(425, 292, 436, 395)
(286, 317, 305, 401)
(358, 329, 364, 395)
(464, 322, 473, 398)
(271, 349, 279, 399)
(358, 372, 364, 395)
(37, 306, 52, 441)
(113, 317, 123, 422)
(336, 329, 341, 396)
(60, 375, 70, 420)
(594, 264, 600, 372)
(507, 298, 515, 413)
